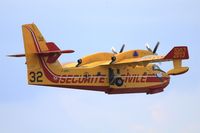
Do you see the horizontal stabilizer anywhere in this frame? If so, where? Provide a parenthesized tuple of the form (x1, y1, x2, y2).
(38, 49, 74, 56)
(8, 50, 74, 57)
(8, 54, 25, 57)
(8, 42, 74, 63)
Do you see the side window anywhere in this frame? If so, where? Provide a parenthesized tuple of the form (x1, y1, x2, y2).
(152, 65, 160, 71)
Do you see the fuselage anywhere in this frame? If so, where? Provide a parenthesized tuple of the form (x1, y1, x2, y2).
(36, 57, 170, 94)
(10, 24, 189, 95)
(29, 48, 170, 94)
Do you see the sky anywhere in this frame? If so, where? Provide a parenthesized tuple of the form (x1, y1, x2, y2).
(0, 0, 200, 132)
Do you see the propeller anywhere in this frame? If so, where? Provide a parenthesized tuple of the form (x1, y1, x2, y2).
(111, 47, 118, 54)
(111, 44, 125, 54)
(145, 41, 160, 54)
(153, 41, 160, 54)
(145, 42, 161, 65)
(145, 43, 152, 53)
(119, 44, 125, 53)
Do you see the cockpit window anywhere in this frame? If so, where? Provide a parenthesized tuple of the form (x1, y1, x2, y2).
(152, 65, 161, 71)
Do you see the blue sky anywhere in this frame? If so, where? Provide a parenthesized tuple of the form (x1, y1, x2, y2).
(0, 0, 200, 132)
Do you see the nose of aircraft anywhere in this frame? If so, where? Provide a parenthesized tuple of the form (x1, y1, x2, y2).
(161, 72, 170, 86)
(155, 71, 170, 86)
(147, 72, 170, 94)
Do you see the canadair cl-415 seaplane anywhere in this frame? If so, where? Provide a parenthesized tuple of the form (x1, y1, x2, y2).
(9, 24, 189, 94)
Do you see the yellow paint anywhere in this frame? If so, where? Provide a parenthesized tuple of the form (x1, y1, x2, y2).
(13, 23, 189, 94)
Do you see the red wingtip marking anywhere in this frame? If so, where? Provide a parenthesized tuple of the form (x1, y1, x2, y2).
(164, 46, 189, 60)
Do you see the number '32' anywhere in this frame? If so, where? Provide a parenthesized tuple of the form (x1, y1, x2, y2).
(29, 71, 43, 82)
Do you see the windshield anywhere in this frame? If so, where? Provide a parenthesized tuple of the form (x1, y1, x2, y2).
(152, 64, 161, 71)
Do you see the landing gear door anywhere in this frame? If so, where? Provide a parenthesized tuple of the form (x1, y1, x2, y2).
(108, 67, 125, 88)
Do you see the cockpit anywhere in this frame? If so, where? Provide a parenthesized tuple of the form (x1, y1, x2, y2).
(152, 64, 165, 73)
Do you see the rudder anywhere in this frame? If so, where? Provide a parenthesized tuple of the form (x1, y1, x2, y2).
(22, 24, 63, 85)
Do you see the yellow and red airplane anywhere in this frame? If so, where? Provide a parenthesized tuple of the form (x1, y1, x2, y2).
(9, 24, 189, 94)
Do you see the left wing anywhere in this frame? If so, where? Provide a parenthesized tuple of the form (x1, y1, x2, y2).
(101, 46, 189, 65)
(101, 46, 189, 75)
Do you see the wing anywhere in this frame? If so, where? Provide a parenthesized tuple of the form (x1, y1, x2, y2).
(100, 46, 189, 66)
(99, 46, 189, 75)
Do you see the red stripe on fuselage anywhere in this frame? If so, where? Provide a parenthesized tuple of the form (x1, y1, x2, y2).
(25, 26, 108, 84)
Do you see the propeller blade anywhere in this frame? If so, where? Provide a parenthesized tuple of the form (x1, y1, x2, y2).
(111, 47, 118, 54)
(145, 43, 152, 52)
(119, 44, 125, 53)
(153, 41, 160, 54)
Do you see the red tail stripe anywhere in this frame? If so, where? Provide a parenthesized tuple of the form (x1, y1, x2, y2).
(25, 26, 61, 83)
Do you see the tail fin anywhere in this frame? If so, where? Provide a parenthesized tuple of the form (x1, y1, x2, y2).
(164, 46, 189, 75)
(9, 24, 74, 85)
(21, 24, 74, 85)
